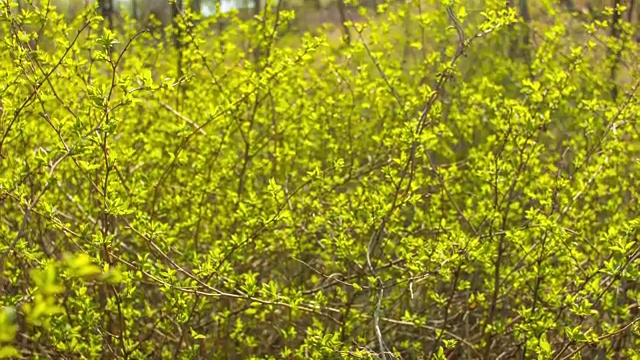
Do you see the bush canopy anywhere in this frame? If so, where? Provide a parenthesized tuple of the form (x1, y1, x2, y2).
(1, 0, 640, 359)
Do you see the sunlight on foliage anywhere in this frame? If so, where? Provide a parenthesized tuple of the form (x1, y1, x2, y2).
(1, 0, 640, 358)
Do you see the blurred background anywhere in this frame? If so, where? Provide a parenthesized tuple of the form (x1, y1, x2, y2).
(16, 0, 390, 36)
(16, 0, 634, 33)
(33, 0, 377, 26)
(47, 0, 259, 17)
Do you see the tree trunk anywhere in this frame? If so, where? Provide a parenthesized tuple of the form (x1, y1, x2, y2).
(627, 0, 635, 23)
(337, 0, 350, 45)
(253, 0, 262, 16)
(171, 0, 184, 48)
(132, 0, 138, 19)
(610, 0, 621, 100)
(519, 0, 531, 62)
(191, 0, 202, 13)
(98, 0, 114, 29)
(172, 0, 184, 81)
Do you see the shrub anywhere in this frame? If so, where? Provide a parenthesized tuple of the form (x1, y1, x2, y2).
(1, 0, 640, 358)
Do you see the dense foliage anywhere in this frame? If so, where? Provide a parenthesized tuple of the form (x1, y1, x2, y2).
(1, 0, 640, 358)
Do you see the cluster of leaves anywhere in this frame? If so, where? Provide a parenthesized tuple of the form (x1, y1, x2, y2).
(1, 0, 640, 358)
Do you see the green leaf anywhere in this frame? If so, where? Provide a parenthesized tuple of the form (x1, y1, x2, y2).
(0, 346, 20, 359)
(65, 253, 102, 279)
(539, 333, 551, 354)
